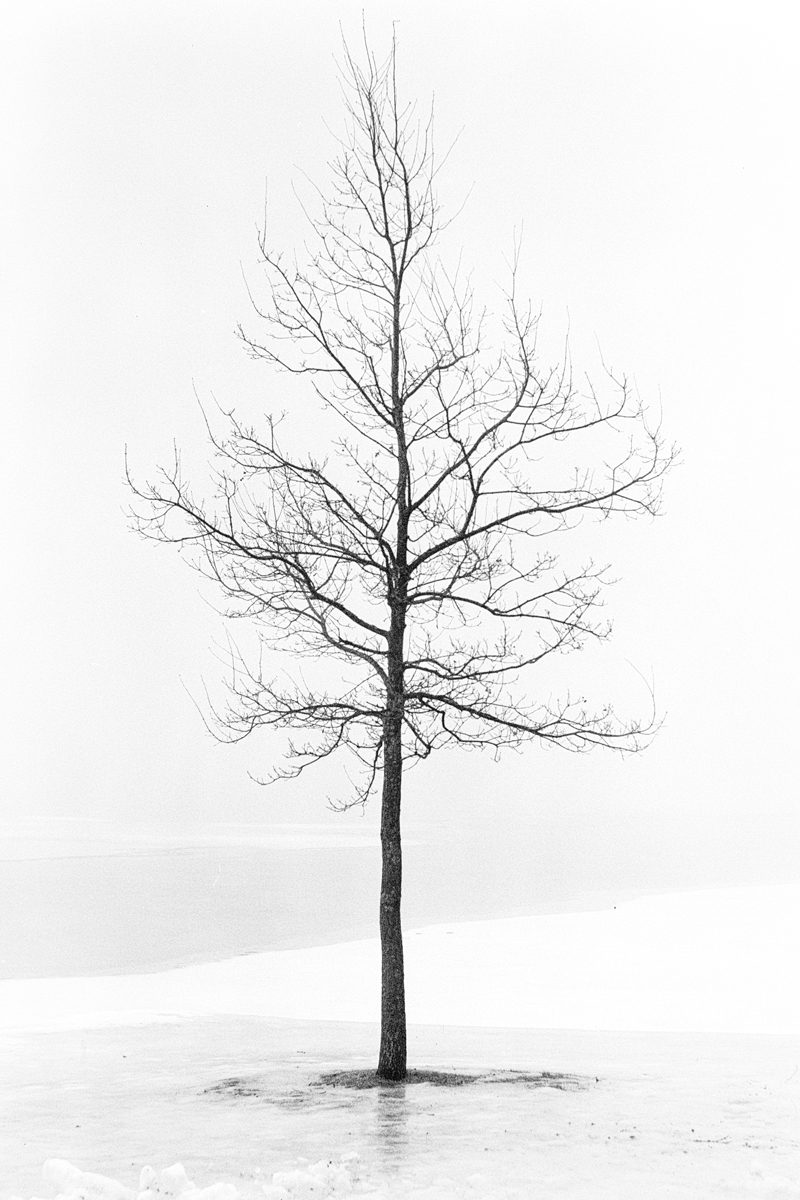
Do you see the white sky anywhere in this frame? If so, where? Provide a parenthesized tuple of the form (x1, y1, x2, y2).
(1, 1, 798, 891)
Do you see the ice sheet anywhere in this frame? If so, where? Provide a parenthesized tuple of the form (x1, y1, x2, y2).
(2, 884, 797, 1034)
(2, 1019, 798, 1199)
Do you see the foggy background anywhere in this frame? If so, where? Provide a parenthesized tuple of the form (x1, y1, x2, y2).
(2, 0, 798, 930)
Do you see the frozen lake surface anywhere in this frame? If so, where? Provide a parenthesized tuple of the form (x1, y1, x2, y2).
(2, 884, 798, 1034)
(0, 826, 688, 980)
(3, 1019, 799, 1199)
(2, 883, 799, 1196)
(5, 818, 794, 980)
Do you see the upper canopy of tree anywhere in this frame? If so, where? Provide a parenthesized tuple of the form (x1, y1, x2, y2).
(128, 36, 675, 809)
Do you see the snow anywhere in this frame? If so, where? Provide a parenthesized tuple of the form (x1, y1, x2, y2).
(3, 1020, 799, 1198)
(14, 1155, 389, 1200)
(1, 883, 798, 1034)
(31, 1160, 240, 1200)
(2, 884, 799, 1198)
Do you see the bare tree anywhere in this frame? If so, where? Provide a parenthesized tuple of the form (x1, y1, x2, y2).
(129, 37, 674, 1081)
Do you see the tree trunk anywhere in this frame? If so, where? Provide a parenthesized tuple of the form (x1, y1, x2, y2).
(379, 264, 408, 1081)
(377, 710, 406, 1080)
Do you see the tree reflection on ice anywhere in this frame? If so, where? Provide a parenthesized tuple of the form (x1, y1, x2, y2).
(373, 1083, 409, 1167)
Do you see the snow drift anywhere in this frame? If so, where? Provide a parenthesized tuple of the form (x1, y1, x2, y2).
(19, 1156, 408, 1200)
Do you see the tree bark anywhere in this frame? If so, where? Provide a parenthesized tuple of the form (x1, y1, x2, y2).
(377, 256, 409, 1081)
(377, 707, 406, 1080)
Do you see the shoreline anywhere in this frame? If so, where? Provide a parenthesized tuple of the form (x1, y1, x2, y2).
(5, 828, 798, 982)
(1, 886, 654, 984)
(2, 883, 798, 1037)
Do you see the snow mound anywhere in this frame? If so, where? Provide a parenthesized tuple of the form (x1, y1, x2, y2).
(137, 1163, 236, 1200)
(266, 1152, 366, 1198)
(41, 1161, 134, 1200)
(14, 1156, 391, 1200)
(14, 1161, 238, 1200)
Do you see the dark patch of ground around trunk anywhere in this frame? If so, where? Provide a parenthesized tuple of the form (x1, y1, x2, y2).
(204, 1067, 595, 1102)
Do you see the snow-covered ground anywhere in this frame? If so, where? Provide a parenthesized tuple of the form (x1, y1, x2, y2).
(2, 1019, 798, 1199)
(2, 883, 798, 1034)
(2, 884, 799, 1197)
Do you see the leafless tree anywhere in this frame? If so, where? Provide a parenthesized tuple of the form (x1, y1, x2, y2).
(128, 37, 674, 1081)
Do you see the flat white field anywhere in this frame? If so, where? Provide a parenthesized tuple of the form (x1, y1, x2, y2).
(2, 1019, 798, 1199)
(2, 884, 798, 1197)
